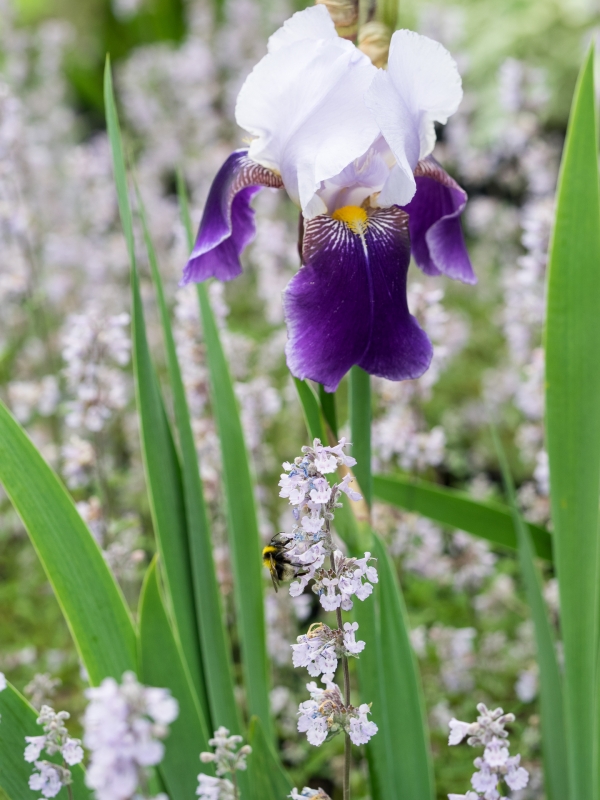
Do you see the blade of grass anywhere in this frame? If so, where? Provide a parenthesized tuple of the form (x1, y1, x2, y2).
(373, 474, 553, 560)
(349, 366, 372, 506)
(104, 59, 207, 710)
(247, 717, 293, 800)
(347, 362, 388, 800)
(545, 46, 600, 799)
(178, 177, 272, 739)
(375, 534, 434, 799)
(318, 383, 338, 438)
(348, 362, 432, 798)
(492, 426, 568, 800)
(353, 585, 391, 800)
(0, 401, 136, 683)
(138, 558, 211, 799)
(137, 188, 241, 735)
(353, 536, 434, 800)
(293, 378, 326, 442)
(0, 683, 91, 800)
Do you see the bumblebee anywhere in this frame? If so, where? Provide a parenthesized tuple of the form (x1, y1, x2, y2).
(262, 535, 301, 592)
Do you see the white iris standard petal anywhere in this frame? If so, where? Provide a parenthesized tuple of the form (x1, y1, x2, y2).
(365, 28, 463, 207)
(267, 5, 337, 53)
(235, 8, 379, 214)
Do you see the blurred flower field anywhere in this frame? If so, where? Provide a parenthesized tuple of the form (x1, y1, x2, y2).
(1, 0, 600, 796)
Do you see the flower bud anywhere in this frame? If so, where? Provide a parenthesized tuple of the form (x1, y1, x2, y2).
(358, 21, 392, 68)
(315, 0, 358, 38)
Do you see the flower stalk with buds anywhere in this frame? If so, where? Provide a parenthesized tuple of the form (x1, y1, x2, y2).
(447, 703, 529, 800)
(24, 705, 84, 800)
(82, 671, 178, 800)
(197, 727, 251, 800)
(273, 439, 378, 800)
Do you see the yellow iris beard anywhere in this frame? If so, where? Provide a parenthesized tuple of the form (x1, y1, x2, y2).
(332, 205, 369, 235)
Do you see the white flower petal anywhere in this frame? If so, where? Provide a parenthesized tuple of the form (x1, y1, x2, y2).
(236, 36, 379, 213)
(365, 29, 462, 206)
(268, 5, 336, 53)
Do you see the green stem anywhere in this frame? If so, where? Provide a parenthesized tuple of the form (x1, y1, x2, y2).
(349, 366, 372, 507)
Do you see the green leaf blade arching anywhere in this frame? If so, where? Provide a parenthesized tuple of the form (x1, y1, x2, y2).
(178, 180, 272, 739)
(373, 474, 553, 560)
(293, 378, 326, 442)
(138, 558, 211, 799)
(0, 401, 136, 684)
(492, 427, 568, 800)
(354, 536, 434, 800)
(346, 364, 432, 798)
(375, 535, 434, 799)
(138, 189, 241, 736)
(247, 717, 293, 800)
(104, 60, 207, 712)
(349, 366, 372, 506)
(0, 684, 91, 800)
(545, 47, 600, 799)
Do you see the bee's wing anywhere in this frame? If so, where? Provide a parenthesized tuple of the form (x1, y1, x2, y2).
(267, 552, 279, 592)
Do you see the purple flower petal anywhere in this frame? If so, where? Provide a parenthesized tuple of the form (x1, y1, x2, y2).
(402, 155, 476, 284)
(284, 206, 432, 392)
(181, 150, 283, 285)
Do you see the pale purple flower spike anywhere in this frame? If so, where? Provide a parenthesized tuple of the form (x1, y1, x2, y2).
(447, 703, 529, 800)
(197, 726, 251, 800)
(24, 705, 84, 799)
(275, 439, 378, 749)
(83, 671, 178, 800)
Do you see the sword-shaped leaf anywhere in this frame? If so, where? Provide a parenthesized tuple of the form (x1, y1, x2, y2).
(0, 401, 136, 683)
(545, 46, 600, 799)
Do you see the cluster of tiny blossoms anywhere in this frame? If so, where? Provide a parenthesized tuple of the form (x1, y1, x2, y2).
(61, 307, 131, 433)
(279, 438, 377, 610)
(448, 704, 529, 799)
(24, 705, 84, 798)
(297, 682, 377, 747)
(83, 671, 178, 800)
(277, 440, 378, 751)
(292, 621, 364, 681)
(197, 727, 251, 800)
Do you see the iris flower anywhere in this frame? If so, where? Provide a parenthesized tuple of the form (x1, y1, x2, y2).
(181, 6, 475, 391)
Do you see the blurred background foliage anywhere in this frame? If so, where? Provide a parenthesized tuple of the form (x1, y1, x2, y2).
(9, 0, 600, 125)
(2, 0, 600, 797)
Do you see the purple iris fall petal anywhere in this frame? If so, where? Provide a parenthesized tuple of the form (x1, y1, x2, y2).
(402, 155, 476, 285)
(181, 149, 283, 285)
(284, 206, 433, 392)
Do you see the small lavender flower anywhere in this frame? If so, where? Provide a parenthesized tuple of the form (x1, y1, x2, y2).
(29, 762, 72, 798)
(197, 727, 251, 800)
(448, 703, 529, 800)
(24, 705, 83, 798)
(83, 672, 178, 800)
(197, 774, 236, 800)
(297, 681, 377, 747)
(289, 789, 332, 800)
(291, 622, 365, 679)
